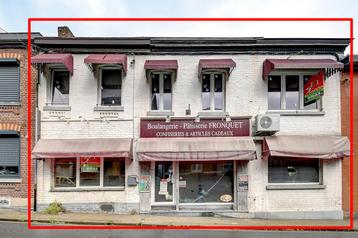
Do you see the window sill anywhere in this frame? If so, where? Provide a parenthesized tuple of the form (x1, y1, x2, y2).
(94, 106, 124, 111)
(147, 111, 174, 117)
(0, 178, 22, 183)
(50, 187, 125, 192)
(0, 102, 21, 106)
(43, 105, 71, 111)
(266, 110, 325, 116)
(266, 184, 326, 190)
(197, 111, 228, 117)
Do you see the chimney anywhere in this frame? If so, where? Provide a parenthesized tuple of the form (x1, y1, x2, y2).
(58, 26, 74, 38)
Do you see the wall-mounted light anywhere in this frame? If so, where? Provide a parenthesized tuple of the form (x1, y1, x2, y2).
(185, 104, 191, 116)
(165, 115, 171, 123)
(225, 114, 231, 122)
(195, 115, 200, 123)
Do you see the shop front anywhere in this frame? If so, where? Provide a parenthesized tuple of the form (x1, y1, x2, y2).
(32, 138, 135, 213)
(136, 117, 256, 212)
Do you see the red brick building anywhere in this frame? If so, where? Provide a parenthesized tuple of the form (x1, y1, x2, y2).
(341, 55, 358, 217)
(0, 32, 40, 210)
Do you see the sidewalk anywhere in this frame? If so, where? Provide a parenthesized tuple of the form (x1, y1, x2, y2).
(0, 208, 355, 229)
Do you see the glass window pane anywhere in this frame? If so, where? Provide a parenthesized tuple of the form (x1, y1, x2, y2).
(285, 75, 300, 110)
(163, 74, 172, 110)
(155, 162, 173, 202)
(101, 69, 122, 105)
(151, 74, 160, 110)
(0, 134, 20, 177)
(80, 157, 100, 186)
(52, 71, 69, 105)
(55, 158, 76, 187)
(214, 74, 223, 110)
(179, 161, 234, 203)
(303, 75, 319, 110)
(0, 166, 19, 177)
(268, 76, 281, 110)
(201, 74, 211, 110)
(104, 158, 125, 187)
(268, 158, 319, 183)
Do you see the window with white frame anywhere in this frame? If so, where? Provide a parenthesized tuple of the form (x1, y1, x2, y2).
(267, 73, 322, 110)
(150, 72, 172, 111)
(51, 70, 70, 105)
(268, 157, 321, 184)
(201, 72, 225, 111)
(100, 68, 122, 106)
(54, 157, 125, 188)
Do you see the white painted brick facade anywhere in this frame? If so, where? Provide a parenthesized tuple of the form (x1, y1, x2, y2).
(36, 53, 343, 216)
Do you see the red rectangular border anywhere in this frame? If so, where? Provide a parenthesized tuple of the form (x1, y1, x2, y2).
(27, 17, 354, 230)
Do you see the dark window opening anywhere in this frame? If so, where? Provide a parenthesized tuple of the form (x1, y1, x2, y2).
(52, 71, 70, 105)
(268, 157, 320, 183)
(101, 69, 122, 106)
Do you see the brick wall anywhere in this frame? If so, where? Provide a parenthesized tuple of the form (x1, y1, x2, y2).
(0, 49, 37, 209)
(341, 71, 358, 215)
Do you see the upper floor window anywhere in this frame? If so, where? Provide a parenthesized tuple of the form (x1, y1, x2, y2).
(0, 133, 20, 178)
(0, 61, 20, 103)
(100, 68, 122, 106)
(51, 70, 70, 105)
(201, 72, 225, 111)
(151, 72, 172, 111)
(267, 73, 322, 111)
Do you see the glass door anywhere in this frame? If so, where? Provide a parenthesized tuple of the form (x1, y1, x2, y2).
(154, 161, 174, 203)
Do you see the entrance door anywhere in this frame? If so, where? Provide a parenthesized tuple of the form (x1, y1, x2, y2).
(153, 161, 174, 203)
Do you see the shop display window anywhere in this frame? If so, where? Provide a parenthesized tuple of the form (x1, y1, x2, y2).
(53, 157, 125, 188)
(268, 157, 320, 183)
(55, 158, 76, 187)
(179, 161, 233, 203)
(103, 158, 125, 187)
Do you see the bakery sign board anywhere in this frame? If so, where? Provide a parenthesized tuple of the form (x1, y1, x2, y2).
(140, 118, 250, 138)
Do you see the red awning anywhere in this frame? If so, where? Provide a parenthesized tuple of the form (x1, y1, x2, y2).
(136, 137, 256, 161)
(32, 138, 132, 159)
(198, 59, 236, 77)
(84, 54, 127, 73)
(31, 53, 73, 74)
(262, 135, 350, 159)
(31, 54, 73, 74)
(144, 60, 178, 70)
(263, 59, 343, 80)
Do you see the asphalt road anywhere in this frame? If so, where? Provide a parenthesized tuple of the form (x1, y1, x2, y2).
(1, 221, 357, 238)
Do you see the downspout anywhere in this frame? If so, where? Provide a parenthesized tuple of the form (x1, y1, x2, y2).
(33, 58, 41, 212)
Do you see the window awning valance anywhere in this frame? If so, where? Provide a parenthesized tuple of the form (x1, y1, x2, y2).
(84, 54, 127, 73)
(262, 59, 344, 80)
(198, 59, 236, 79)
(144, 60, 178, 81)
(31, 53, 73, 74)
(144, 60, 178, 70)
(32, 138, 132, 159)
(136, 137, 256, 161)
(263, 135, 350, 159)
